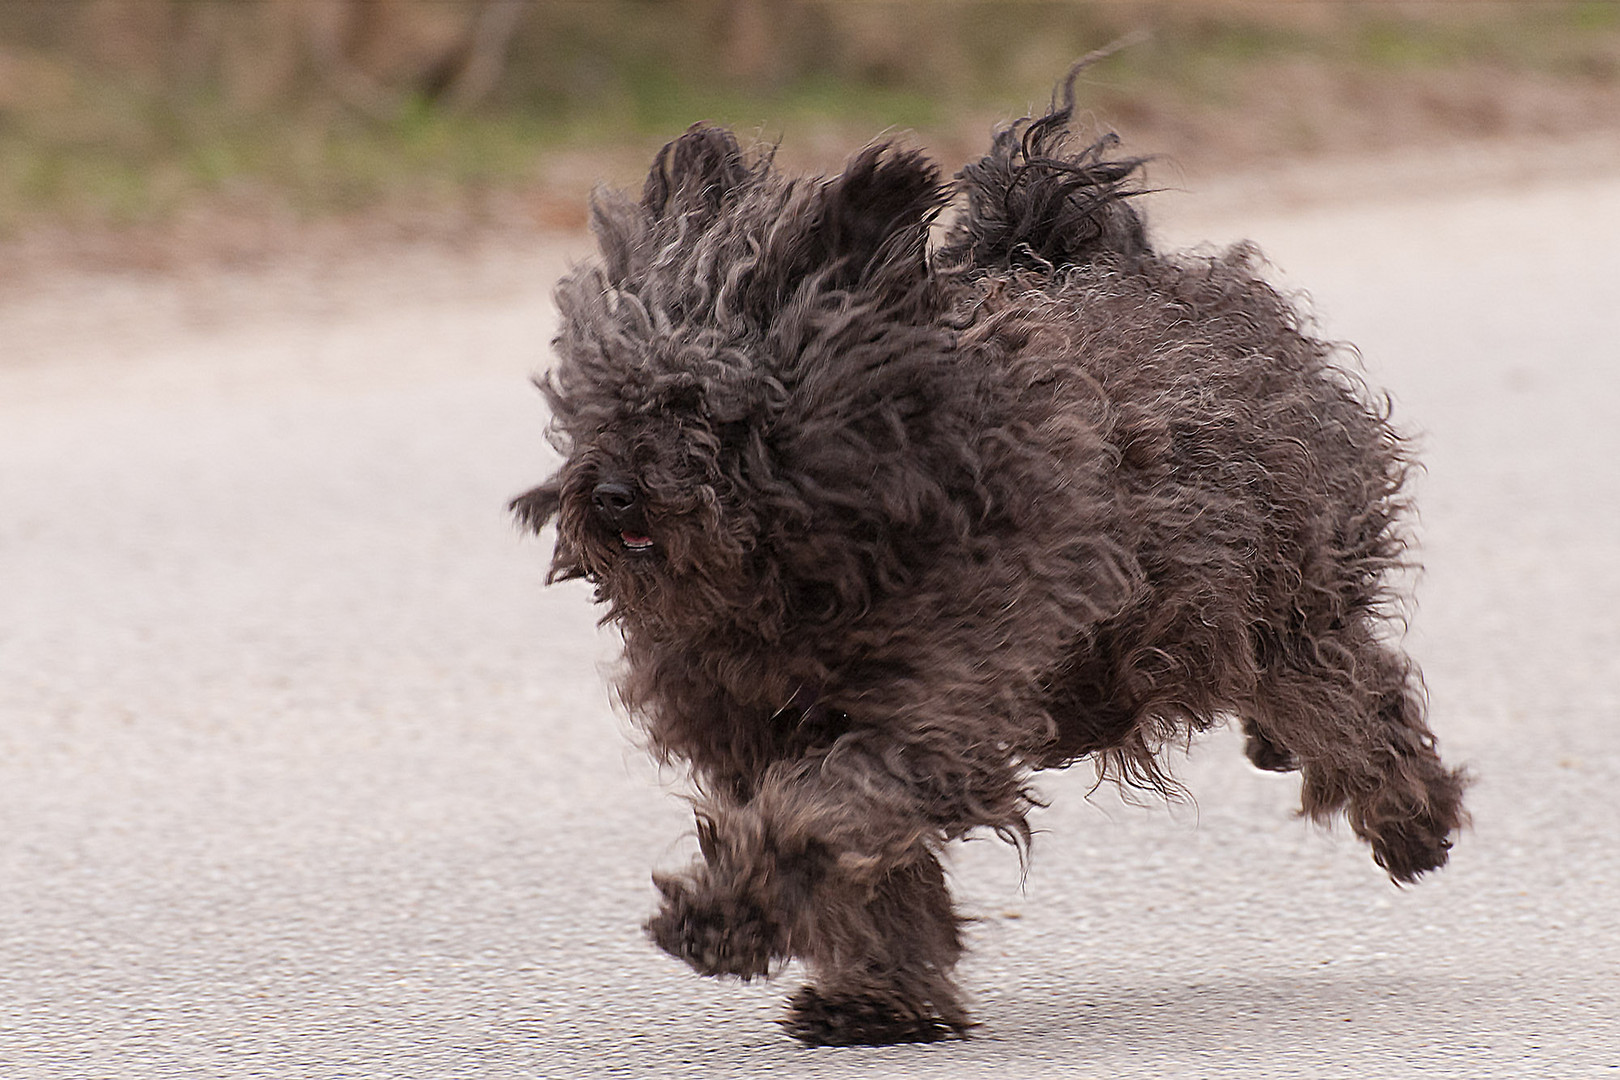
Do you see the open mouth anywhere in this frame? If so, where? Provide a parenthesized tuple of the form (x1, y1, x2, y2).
(620, 533, 655, 551)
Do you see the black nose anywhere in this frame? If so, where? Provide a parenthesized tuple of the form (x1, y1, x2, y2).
(592, 481, 637, 517)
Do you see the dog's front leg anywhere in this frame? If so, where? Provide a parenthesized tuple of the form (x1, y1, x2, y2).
(648, 732, 1017, 1043)
(644, 807, 809, 981)
(645, 750, 935, 987)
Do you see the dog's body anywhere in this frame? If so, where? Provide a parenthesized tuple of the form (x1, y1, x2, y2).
(514, 80, 1467, 1046)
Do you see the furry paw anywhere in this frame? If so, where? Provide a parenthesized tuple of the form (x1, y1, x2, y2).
(645, 873, 783, 980)
(1362, 766, 1468, 884)
(782, 985, 969, 1047)
(1370, 814, 1455, 884)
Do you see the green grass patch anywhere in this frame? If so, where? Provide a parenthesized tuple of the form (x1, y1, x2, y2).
(2, 1, 1618, 232)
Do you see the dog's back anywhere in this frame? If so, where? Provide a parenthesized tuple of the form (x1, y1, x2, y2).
(935, 82, 1464, 883)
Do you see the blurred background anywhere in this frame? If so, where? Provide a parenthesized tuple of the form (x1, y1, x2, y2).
(5, 7, 1620, 1076)
(3, 0, 1620, 270)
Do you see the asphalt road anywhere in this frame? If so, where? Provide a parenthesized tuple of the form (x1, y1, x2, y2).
(3, 170, 1618, 1079)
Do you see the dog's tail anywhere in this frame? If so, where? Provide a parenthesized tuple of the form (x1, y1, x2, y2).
(938, 48, 1151, 275)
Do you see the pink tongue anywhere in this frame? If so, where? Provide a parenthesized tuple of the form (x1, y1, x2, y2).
(623, 533, 652, 545)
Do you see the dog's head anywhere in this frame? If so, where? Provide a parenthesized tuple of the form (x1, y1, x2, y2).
(512, 125, 954, 640)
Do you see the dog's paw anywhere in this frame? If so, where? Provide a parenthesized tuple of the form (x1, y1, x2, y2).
(645, 873, 783, 980)
(1362, 766, 1467, 885)
(1370, 814, 1455, 884)
(782, 985, 969, 1047)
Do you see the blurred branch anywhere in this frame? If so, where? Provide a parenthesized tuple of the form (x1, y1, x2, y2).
(444, 0, 527, 112)
(304, 0, 400, 122)
(305, 0, 528, 120)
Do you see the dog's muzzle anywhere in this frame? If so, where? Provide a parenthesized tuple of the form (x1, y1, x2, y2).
(592, 480, 654, 551)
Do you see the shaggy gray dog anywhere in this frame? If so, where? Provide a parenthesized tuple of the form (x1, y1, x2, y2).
(513, 75, 1467, 1046)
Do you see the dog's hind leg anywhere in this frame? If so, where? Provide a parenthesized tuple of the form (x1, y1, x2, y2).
(1246, 630, 1467, 882)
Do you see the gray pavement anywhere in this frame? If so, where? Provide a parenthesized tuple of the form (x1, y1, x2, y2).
(2, 172, 1618, 1078)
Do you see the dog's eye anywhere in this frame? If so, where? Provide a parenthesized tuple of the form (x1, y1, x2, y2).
(717, 420, 752, 449)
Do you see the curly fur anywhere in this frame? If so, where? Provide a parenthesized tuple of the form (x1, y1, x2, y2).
(513, 71, 1468, 1045)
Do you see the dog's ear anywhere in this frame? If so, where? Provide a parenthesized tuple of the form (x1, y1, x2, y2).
(746, 142, 941, 313)
(510, 479, 562, 533)
(588, 125, 748, 285)
(587, 188, 644, 287)
(642, 124, 750, 220)
(817, 142, 942, 288)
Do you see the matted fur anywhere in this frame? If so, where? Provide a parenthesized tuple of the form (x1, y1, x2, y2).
(513, 73, 1468, 1046)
